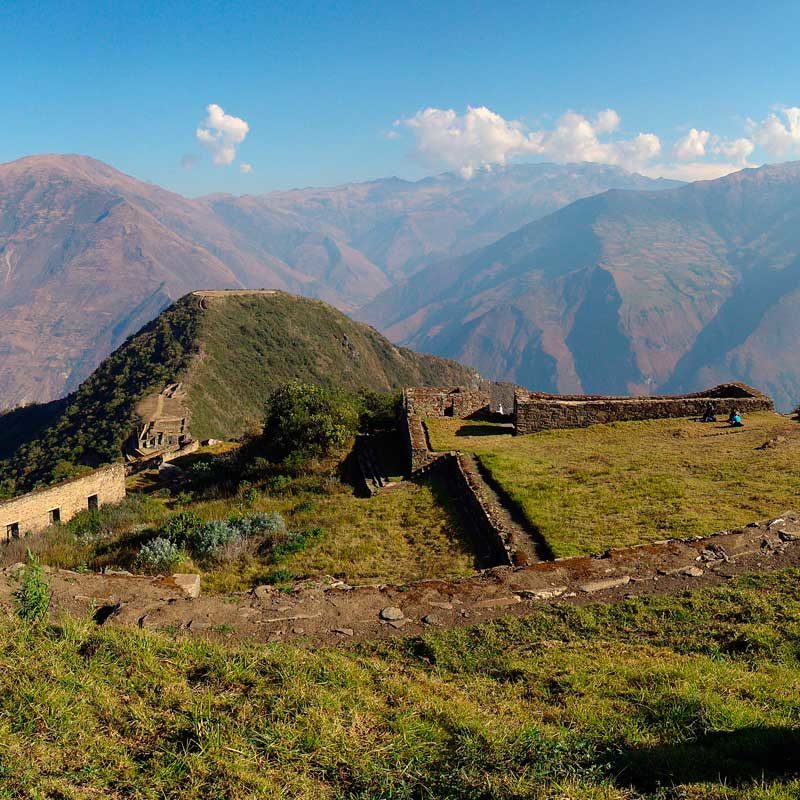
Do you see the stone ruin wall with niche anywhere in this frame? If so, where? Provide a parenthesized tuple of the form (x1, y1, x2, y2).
(514, 383, 774, 435)
(402, 386, 496, 473)
(0, 464, 126, 541)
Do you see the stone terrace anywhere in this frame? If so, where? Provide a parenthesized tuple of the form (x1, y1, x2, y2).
(513, 382, 773, 435)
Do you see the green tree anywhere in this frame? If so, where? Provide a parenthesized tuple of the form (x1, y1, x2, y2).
(262, 382, 357, 462)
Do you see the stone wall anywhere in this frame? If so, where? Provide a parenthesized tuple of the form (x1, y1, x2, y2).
(428, 454, 513, 567)
(514, 383, 774, 435)
(0, 464, 126, 541)
(403, 387, 490, 419)
(403, 414, 440, 472)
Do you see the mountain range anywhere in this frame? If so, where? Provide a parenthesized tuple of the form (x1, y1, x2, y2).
(0, 154, 676, 409)
(360, 162, 800, 411)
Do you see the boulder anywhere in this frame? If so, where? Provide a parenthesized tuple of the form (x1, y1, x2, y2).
(171, 573, 201, 598)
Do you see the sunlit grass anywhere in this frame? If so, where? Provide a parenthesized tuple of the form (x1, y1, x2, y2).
(426, 412, 800, 557)
(195, 477, 478, 592)
(1, 569, 799, 798)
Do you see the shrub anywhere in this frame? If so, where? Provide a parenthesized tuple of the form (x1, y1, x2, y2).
(160, 511, 204, 545)
(261, 382, 358, 462)
(189, 520, 239, 560)
(266, 567, 295, 586)
(272, 526, 323, 561)
(229, 511, 285, 539)
(13, 550, 50, 625)
(67, 508, 103, 542)
(357, 390, 401, 433)
(135, 538, 183, 573)
(266, 473, 292, 493)
(239, 485, 260, 507)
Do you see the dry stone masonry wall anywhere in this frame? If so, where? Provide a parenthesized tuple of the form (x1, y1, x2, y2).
(514, 383, 773, 435)
(0, 464, 126, 541)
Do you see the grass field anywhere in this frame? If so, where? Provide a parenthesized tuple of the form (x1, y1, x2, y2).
(425, 412, 800, 558)
(5, 466, 477, 592)
(194, 476, 478, 592)
(2, 569, 800, 798)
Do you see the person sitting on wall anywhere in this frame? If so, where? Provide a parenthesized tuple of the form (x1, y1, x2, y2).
(728, 409, 744, 427)
(701, 402, 717, 423)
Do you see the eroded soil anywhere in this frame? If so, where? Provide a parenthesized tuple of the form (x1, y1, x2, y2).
(3, 512, 799, 647)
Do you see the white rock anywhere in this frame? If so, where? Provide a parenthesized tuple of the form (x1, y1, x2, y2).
(171, 573, 201, 598)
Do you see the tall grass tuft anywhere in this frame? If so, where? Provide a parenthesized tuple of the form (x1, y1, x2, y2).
(13, 550, 50, 625)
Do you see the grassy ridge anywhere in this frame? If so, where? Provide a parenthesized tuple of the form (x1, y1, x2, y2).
(425, 413, 800, 557)
(186, 293, 476, 439)
(0, 299, 200, 494)
(1, 570, 799, 798)
(0, 292, 475, 493)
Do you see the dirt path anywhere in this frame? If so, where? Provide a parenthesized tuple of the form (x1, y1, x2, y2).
(3, 512, 799, 646)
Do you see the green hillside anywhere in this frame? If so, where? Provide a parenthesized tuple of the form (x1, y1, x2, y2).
(0, 291, 476, 493)
(185, 291, 476, 439)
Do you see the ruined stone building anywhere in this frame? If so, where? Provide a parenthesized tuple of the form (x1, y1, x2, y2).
(513, 383, 773, 435)
(0, 464, 126, 541)
(127, 383, 197, 465)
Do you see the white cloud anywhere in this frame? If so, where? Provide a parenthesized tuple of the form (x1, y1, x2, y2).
(751, 107, 800, 156)
(239, 162, 252, 174)
(713, 137, 754, 166)
(594, 108, 620, 134)
(196, 103, 250, 166)
(674, 128, 710, 160)
(398, 105, 661, 177)
(180, 154, 199, 170)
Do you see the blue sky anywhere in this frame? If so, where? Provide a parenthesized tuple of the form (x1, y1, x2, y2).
(3, 0, 800, 195)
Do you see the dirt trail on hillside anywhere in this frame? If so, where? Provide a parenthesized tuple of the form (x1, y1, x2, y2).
(2, 513, 799, 646)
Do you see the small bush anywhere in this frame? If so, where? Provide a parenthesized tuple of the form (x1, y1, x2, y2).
(266, 567, 295, 586)
(166, 512, 288, 562)
(266, 474, 292, 493)
(357, 390, 401, 433)
(67, 508, 103, 543)
(189, 520, 239, 560)
(261, 381, 358, 463)
(135, 538, 183, 573)
(13, 550, 50, 625)
(229, 511, 285, 539)
(160, 511, 204, 545)
(272, 526, 323, 561)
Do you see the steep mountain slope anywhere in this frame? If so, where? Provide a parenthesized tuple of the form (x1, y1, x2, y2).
(0, 155, 678, 409)
(204, 163, 679, 284)
(0, 155, 312, 410)
(0, 290, 476, 492)
(360, 162, 800, 410)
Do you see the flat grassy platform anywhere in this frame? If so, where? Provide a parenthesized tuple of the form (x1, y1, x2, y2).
(425, 412, 800, 558)
(11, 470, 478, 593)
(197, 477, 478, 592)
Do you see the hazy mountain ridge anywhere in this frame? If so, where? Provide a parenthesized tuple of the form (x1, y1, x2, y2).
(360, 162, 800, 410)
(0, 154, 676, 409)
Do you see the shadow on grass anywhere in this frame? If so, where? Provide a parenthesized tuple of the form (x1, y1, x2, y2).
(613, 727, 800, 791)
(454, 423, 514, 437)
(425, 474, 487, 571)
